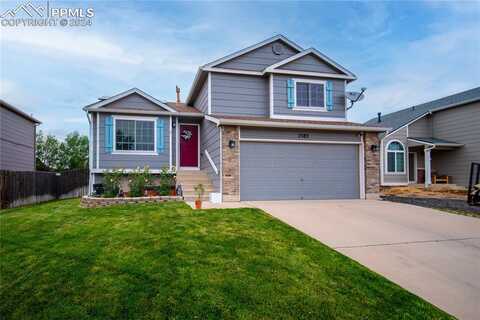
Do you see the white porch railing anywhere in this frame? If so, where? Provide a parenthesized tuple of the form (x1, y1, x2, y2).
(204, 149, 218, 175)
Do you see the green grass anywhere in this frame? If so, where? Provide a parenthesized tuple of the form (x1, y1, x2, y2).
(0, 199, 453, 320)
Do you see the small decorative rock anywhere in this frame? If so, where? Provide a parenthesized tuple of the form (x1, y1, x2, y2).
(80, 195, 182, 208)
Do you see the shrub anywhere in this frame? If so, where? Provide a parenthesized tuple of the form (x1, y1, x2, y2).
(194, 184, 205, 200)
(128, 166, 152, 197)
(158, 166, 176, 195)
(103, 169, 124, 197)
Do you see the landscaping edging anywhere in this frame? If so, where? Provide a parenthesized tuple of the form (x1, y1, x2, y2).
(381, 195, 480, 214)
(80, 196, 183, 208)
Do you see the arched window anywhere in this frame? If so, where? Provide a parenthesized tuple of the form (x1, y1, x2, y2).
(386, 141, 405, 173)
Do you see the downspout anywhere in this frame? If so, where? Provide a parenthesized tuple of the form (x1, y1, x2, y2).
(424, 144, 436, 188)
(85, 110, 93, 194)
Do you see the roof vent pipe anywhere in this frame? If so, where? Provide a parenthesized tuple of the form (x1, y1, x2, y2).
(377, 112, 382, 123)
(176, 86, 181, 104)
(98, 96, 109, 101)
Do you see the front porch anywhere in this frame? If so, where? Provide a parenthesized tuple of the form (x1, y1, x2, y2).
(407, 137, 463, 188)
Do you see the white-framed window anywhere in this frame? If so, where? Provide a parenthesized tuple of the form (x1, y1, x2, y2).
(113, 116, 156, 154)
(293, 78, 326, 111)
(386, 140, 405, 174)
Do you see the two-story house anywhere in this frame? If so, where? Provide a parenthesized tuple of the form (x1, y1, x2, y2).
(84, 35, 387, 202)
(365, 87, 480, 188)
(1, 99, 41, 171)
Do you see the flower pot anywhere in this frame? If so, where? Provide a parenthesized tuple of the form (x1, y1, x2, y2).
(195, 199, 202, 209)
(170, 186, 176, 196)
(146, 190, 157, 197)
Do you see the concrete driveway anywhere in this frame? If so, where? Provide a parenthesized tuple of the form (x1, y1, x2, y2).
(249, 200, 480, 320)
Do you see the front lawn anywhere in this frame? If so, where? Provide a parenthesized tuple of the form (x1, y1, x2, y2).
(0, 200, 452, 319)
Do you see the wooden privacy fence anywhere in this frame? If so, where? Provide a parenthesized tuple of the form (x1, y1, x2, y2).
(0, 169, 89, 209)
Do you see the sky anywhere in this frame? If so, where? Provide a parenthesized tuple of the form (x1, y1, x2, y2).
(1, 0, 479, 138)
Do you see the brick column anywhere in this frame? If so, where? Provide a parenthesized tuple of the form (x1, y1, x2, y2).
(364, 132, 381, 197)
(221, 126, 240, 201)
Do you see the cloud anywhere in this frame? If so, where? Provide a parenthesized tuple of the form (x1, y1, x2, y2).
(1, 28, 143, 64)
(0, 79, 38, 110)
(64, 117, 86, 124)
(349, 23, 480, 122)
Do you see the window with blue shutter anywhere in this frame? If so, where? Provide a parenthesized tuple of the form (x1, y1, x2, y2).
(326, 80, 333, 111)
(156, 118, 164, 154)
(287, 79, 294, 108)
(104, 116, 113, 153)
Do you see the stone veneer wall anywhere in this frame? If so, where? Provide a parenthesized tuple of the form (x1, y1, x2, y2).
(364, 132, 381, 196)
(80, 196, 181, 208)
(218, 127, 381, 201)
(221, 125, 240, 201)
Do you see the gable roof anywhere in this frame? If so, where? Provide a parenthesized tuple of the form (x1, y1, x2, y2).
(365, 86, 480, 133)
(264, 48, 356, 80)
(0, 99, 41, 124)
(203, 34, 303, 69)
(165, 102, 202, 113)
(83, 88, 177, 113)
(187, 35, 357, 105)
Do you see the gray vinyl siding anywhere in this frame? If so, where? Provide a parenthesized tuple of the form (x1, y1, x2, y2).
(172, 116, 177, 167)
(211, 73, 268, 116)
(100, 93, 168, 111)
(408, 115, 432, 137)
(382, 126, 409, 184)
(194, 80, 208, 114)
(279, 53, 341, 74)
(431, 102, 480, 186)
(273, 75, 346, 118)
(200, 119, 220, 191)
(0, 106, 36, 171)
(93, 113, 171, 170)
(216, 40, 298, 71)
(240, 142, 359, 200)
(240, 127, 360, 142)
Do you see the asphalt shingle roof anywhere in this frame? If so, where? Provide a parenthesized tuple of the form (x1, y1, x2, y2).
(408, 137, 463, 146)
(364, 87, 480, 132)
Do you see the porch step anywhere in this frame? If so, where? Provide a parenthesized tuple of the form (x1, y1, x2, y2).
(176, 170, 215, 201)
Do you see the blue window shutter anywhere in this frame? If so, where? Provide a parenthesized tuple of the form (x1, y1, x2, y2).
(326, 80, 333, 111)
(104, 116, 113, 153)
(287, 79, 294, 109)
(157, 118, 164, 154)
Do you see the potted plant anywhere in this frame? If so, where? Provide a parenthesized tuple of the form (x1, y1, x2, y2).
(194, 183, 205, 209)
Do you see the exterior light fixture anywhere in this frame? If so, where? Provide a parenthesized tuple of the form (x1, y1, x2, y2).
(370, 144, 379, 152)
(229, 140, 236, 149)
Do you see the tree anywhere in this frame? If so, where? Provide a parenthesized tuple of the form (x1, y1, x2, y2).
(62, 132, 89, 170)
(36, 131, 61, 171)
(36, 131, 89, 171)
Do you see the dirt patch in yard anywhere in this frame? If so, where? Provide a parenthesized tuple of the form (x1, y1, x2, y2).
(382, 185, 467, 200)
(381, 195, 480, 218)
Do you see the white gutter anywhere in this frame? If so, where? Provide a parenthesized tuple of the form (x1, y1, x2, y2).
(85, 111, 93, 194)
(208, 116, 389, 132)
(85, 108, 204, 117)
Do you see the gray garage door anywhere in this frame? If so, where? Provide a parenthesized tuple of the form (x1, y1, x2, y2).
(240, 142, 359, 200)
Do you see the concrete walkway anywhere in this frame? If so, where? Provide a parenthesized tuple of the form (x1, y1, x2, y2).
(247, 200, 480, 320)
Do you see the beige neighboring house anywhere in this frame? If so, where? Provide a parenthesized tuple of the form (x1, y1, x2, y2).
(0, 99, 41, 171)
(365, 87, 480, 188)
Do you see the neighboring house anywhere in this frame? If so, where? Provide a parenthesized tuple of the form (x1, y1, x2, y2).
(365, 87, 480, 188)
(0, 99, 41, 171)
(84, 35, 387, 201)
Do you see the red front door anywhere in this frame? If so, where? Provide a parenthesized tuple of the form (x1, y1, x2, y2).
(179, 124, 199, 168)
